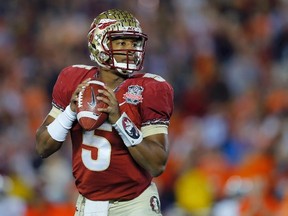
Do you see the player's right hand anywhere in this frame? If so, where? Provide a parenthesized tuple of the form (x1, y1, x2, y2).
(70, 78, 91, 112)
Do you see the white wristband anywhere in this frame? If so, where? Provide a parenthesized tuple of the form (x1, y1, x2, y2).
(47, 105, 77, 142)
(112, 112, 143, 147)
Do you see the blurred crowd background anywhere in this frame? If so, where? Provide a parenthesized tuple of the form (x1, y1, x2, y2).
(2, 0, 288, 215)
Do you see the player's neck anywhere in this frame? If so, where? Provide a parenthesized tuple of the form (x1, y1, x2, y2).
(98, 68, 126, 90)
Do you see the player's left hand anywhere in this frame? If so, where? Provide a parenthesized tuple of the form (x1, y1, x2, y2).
(97, 87, 121, 124)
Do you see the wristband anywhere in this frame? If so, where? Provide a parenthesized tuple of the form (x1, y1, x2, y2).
(47, 105, 76, 142)
(112, 112, 143, 147)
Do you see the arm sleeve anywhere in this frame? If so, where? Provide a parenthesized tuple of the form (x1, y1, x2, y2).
(141, 79, 174, 127)
(52, 67, 75, 111)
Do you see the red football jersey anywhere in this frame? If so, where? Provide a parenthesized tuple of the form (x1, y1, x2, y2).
(51, 65, 174, 201)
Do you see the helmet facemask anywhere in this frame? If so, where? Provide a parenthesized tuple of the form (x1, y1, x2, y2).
(106, 31, 147, 74)
(88, 9, 148, 75)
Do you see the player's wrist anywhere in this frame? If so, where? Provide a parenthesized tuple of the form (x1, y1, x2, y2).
(69, 103, 77, 113)
(112, 112, 143, 147)
(65, 105, 77, 121)
(47, 105, 76, 142)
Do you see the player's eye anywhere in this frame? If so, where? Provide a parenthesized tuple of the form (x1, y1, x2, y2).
(133, 42, 139, 47)
(113, 40, 126, 47)
(120, 41, 126, 46)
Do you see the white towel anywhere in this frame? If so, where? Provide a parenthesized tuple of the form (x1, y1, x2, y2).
(84, 199, 109, 216)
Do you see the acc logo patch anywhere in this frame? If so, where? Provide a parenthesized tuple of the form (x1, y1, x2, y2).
(150, 196, 161, 214)
(123, 85, 143, 105)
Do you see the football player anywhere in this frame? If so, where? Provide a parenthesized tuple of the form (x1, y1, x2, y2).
(36, 9, 174, 216)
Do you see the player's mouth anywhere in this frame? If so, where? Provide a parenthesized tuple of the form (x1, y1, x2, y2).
(113, 52, 137, 64)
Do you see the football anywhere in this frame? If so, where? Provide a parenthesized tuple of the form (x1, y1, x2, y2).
(76, 80, 108, 130)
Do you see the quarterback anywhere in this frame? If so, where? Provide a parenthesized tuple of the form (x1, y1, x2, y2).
(36, 9, 174, 216)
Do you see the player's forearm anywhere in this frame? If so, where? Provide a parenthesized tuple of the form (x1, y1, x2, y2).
(36, 105, 77, 158)
(112, 113, 169, 176)
(128, 137, 169, 177)
(36, 126, 63, 158)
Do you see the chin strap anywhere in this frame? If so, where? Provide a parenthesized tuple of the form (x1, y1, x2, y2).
(112, 112, 143, 147)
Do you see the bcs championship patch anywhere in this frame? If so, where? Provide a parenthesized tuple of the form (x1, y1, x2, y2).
(123, 85, 143, 105)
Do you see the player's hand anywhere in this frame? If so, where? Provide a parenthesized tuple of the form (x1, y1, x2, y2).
(70, 78, 91, 112)
(97, 87, 121, 124)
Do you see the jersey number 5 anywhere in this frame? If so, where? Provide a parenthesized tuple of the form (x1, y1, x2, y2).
(81, 123, 112, 171)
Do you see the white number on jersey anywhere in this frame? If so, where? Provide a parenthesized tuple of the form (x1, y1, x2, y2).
(81, 123, 112, 171)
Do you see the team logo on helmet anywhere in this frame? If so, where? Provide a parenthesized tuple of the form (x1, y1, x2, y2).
(150, 196, 161, 214)
(123, 85, 143, 105)
(122, 116, 140, 139)
(98, 19, 118, 30)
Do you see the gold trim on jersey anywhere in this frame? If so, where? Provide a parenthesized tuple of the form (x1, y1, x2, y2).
(49, 106, 62, 118)
(141, 124, 168, 138)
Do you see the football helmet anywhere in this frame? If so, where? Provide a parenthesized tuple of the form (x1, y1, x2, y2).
(88, 9, 148, 75)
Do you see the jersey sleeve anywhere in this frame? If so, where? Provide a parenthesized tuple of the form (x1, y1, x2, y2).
(50, 65, 97, 117)
(51, 66, 76, 111)
(141, 78, 174, 131)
